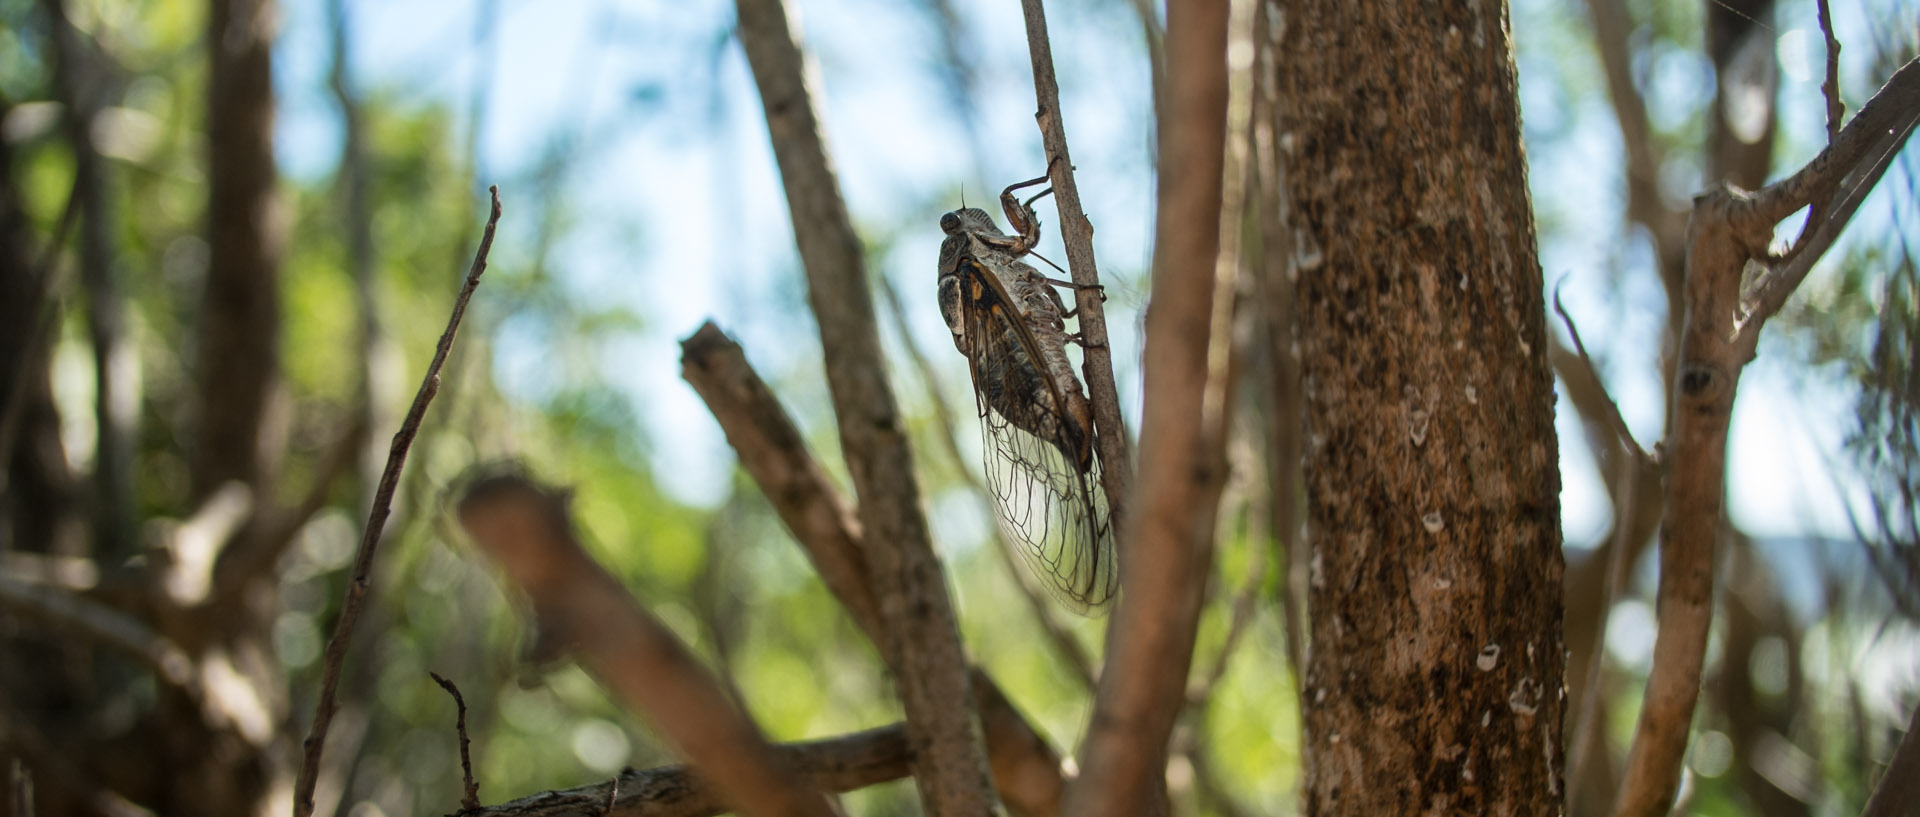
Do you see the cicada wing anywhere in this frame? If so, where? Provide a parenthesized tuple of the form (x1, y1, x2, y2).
(955, 259, 1118, 614)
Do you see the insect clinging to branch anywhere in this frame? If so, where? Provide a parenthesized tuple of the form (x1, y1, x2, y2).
(937, 169, 1117, 613)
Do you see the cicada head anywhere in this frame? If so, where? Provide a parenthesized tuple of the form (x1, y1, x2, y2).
(940, 206, 1000, 237)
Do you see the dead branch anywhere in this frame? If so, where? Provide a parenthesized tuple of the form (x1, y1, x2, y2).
(460, 724, 910, 817)
(733, 1, 995, 811)
(293, 187, 502, 817)
(456, 473, 834, 817)
(1065, 0, 1233, 813)
(430, 672, 481, 812)
(1611, 57, 1920, 817)
(1553, 285, 1653, 468)
(1816, 0, 1843, 142)
(680, 323, 1067, 817)
(1018, 0, 1134, 543)
(0, 575, 197, 698)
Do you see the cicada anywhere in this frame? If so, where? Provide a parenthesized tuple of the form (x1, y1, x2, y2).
(937, 170, 1117, 613)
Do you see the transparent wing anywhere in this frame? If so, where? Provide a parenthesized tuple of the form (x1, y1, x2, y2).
(954, 258, 1118, 614)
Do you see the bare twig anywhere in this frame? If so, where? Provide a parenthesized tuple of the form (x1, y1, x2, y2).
(733, 1, 995, 810)
(292, 187, 502, 817)
(1553, 282, 1652, 467)
(431, 672, 481, 811)
(456, 473, 833, 817)
(1862, 698, 1920, 817)
(875, 277, 1097, 689)
(1816, 0, 1843, 143)
(1065, 0, 1234, 813)
(1018, 0, 1134, 542)
(680, 323, 1067, 817)
(1737, 58, 1920, 338)
(463, 724, 910, 817)
(1611, 55, 1920, 817)
(0, 170, 82, 472)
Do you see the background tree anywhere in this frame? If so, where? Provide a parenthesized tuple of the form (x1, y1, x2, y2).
(0, 0, 1915, 815)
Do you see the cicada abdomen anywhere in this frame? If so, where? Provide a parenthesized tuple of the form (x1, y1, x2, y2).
(936, 178, 1117, 613)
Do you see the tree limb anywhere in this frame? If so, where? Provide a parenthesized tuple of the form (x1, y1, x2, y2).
(733, 1, 995, 811)
(0, 575, 198, 698)
(459, 725, 911, 817)
(455, 473, 834, 817)
(1018, 0, 1135, 538)
(1611, 55, 1920, 817)
(1065, 0, 1233, 813)
(680, 323, 1067, 817)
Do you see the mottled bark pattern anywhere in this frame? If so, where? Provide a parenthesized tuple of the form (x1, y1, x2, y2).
(1276, 1, 1566, 813)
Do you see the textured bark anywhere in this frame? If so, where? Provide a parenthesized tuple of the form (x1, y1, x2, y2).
(195, 0, 286, 502)
(1276, 2, 1566, 813)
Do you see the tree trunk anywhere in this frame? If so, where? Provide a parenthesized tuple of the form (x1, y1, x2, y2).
(196, 0, 286, 504)
(1274, 2, 1567, 813)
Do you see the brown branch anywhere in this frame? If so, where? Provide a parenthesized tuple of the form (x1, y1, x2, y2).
(431, 672, 481, 812)
(733, 1, 994, 811)
(1066, 0, 1233, 812)
(1553, 284, 1652, 468)
(1018, 0, 1134, 541)
(680, 323, 1067, 817)
(1611, 54, 1920, 817)
(1582, 0, 1686, 287)
(0, 575, 198, 697)
(1861, 698, 1920, 817)
(456, 473, 834, 817)
(463, 725, 910, 817)
(292, 187, 502, 817)
(1737, 57, 1920, 338)
(1816, 0, 1843, 143)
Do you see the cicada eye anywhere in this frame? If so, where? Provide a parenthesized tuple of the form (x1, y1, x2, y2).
(940, 211, 963, 234)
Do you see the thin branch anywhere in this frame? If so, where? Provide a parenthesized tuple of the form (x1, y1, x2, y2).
(1066, 0, 1234, 812)
(1567, 461, 1640, 809)
(1861, 697, 1920, 817)
(733, 0, 995, 810)
(0, 575, 198, 697)
(1816, 0, 1843, 143)
(462, 724, 911, 817)
(680, 323, 1067, 817)
(875, 276, 1097, 690)
(431, 672, 481, 812)
(1553, 282, 1652, 468)
(0, 169, 82, 473)
(1018, 0, 1135, 543)
(292, 187, 502, 817)
(455, 473, 834, 817)
(1738, 57, 1920, 339)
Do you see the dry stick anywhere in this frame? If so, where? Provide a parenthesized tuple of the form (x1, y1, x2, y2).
(1816, 0, 1843, 144)
(456, 475, 834, 817)
(462, 724, 911, 817)
(1064, 0, 1233, 813)
(1553, 284, 1652, 467)
(430, 672, 481, 812)
(874, 277, 1097, 690)
(1861, 698, 1920, 817)
(291, 187, 502, 817)
(680, 323, 1067, 817)
(0, 575, 198, 697)
(733, 1, 995, 812)
(1612, 59, 1920, 817)
(1018, 0, 1134, 542)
